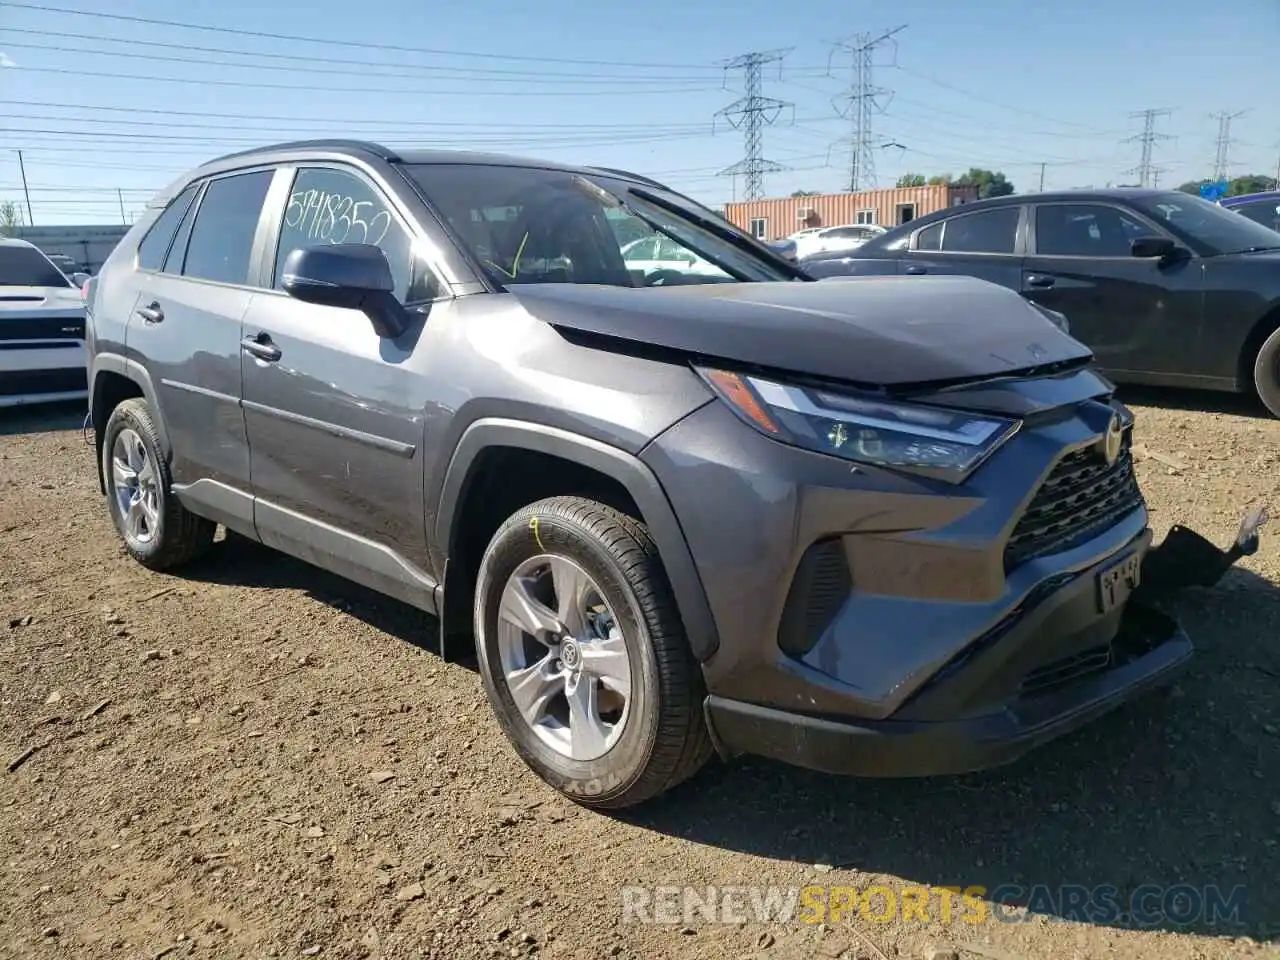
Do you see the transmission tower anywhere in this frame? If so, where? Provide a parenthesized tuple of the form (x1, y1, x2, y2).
(1123, 108, 1173, 187)
(830, 25, 906, 192)
(1210, 110, 1247, 183)
(714, 49, 794, 201)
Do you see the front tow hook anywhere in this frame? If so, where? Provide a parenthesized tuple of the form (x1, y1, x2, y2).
(1136, 503, 1270, 600)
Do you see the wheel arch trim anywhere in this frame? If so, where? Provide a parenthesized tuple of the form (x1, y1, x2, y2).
(434, 417, 721, 662)
(90, 354, 170, 493)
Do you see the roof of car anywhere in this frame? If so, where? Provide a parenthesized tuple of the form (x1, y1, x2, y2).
(148, 139, 658, 208)
(0, 237, 36, 249)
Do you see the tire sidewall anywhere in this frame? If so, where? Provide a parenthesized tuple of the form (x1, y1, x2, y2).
(1254, 330, 1280, 418)
(475, 508, 663, 803)
(102, 402, 168, 563)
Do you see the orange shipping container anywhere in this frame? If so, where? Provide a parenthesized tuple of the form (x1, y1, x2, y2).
(724, 185, 978, 241)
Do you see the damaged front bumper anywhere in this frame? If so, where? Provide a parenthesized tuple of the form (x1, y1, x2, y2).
(704, 504, 1269, 779)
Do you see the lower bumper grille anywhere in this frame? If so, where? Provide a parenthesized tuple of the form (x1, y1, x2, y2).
(1005, 434, 1143, 569)
(0, 368, 88, 397)
(1020, 644, 1112, 696)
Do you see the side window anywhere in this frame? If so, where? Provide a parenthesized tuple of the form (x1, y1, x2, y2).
(275, 166, 422, 302)
(1234, 199, 1280, 232)
(656, 236, 691, 260)
(915, 222, 943, 251)
(136, 185, 198, 271)
(163, 183, 204, 275)
(182, 171, 273, 286)
(940, 208, 1020, 254)
(1035, 204, 1144, 257)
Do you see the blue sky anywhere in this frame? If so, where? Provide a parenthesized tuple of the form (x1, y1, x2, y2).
(0, 0, 1276, 225)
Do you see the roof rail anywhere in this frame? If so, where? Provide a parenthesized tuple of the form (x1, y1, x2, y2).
(204, 139, 402, 166)
(591, 167, 668, 188)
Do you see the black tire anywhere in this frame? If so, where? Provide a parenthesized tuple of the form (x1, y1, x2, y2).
(1253, 327, 1280, 418)
(473, 496, 712, 809)
(101, 398, 215, 570)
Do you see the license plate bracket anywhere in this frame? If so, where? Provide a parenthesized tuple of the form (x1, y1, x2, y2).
(1097, 550, 1141, 614)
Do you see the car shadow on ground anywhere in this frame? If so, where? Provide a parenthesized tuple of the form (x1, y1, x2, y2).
(182, 533, 466, 664)
(626, 566, 1280, 942)
(1115, 383, 1271, 419)
(0, 401, 86, 437)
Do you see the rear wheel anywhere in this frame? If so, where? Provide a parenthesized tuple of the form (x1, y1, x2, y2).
(102, 398, 215, 570)
(473, 496, 712, 808)
(1253, 327, 1280, 418)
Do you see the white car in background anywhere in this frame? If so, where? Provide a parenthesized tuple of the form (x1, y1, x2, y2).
(0, 238, 88, 408)
(793, 224, 887, 259)
(621, 235, 728, 279)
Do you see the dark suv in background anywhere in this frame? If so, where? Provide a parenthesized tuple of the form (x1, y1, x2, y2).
(83, 141, 1264, 808)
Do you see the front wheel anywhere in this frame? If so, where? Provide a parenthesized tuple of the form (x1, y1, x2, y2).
(473, 496, 712, 809)
(1253, 327, 1280, 418)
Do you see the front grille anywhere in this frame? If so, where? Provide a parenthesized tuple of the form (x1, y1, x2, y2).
(0, 315, 85, 343)
(1004, 433, 1143, 569)
(1020, 644, 1112, 696)
(0, 368, 87, 397)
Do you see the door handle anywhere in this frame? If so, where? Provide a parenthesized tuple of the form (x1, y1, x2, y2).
(135, 302, 164, 324)
(240, 334, 281, 363)
(1026, 274, 1056, 288)
(904, 265, 927, 275)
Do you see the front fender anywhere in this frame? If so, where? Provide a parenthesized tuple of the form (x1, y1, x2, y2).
(433, 417, 720, 662)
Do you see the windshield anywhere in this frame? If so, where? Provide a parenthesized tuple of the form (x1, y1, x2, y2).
(1128, 193, 1280, 256)
(404, 163, 796, 287)
(0, 244, 74, 287)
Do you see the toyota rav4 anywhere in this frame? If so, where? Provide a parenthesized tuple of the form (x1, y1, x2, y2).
(83, 140, 1267, 809)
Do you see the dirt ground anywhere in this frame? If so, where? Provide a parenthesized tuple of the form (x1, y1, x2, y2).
(2, 388, 1279, 960)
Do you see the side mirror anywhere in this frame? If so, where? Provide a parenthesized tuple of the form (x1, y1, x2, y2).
(281, 243, 408, 338)
(1130, 236, 1178, 259)
(71, 272, 90, 287)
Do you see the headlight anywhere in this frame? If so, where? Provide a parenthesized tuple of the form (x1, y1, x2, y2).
(697, 367, 1020, 482)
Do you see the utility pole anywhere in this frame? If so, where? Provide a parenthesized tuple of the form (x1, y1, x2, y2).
(714, 49, 793, 201)
(15, 150, 34, 227)
(117, 188, 127, 225)
(1038, 162, 1047, 192)
(1210, 110, 1246, 183)
(1122, 109, 1172, 188)
(831, 25, 906, 193)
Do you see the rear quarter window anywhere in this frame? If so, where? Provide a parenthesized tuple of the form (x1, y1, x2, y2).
(137, 185, 199, 271)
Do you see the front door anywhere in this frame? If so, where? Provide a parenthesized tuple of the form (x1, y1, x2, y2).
(1022, 201, 1203, 380)
(240, 163, 444, 609)
(900, 205, 1025, 290)
(125, 169, 275, 530)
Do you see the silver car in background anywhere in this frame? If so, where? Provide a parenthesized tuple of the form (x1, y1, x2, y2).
(0, 238, 88, 408)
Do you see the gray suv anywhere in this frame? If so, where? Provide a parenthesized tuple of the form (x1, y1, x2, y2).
(84, 140, 1265, 809)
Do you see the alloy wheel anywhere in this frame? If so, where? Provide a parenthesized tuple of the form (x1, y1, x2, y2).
(495, 554, 632, 762)
(110, 428, 160, 546)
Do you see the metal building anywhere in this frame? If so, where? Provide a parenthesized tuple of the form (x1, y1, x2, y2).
(725, 184, 979, 241)
(11, 225, 130, 274)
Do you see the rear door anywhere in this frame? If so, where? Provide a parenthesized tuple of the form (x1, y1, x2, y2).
(126, 167, 277, 528)
(1022, 201, 1203, 379)
(899, 205, 1026, 290)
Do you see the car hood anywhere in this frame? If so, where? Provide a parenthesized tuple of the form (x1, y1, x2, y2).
(508, 274, 1092, 389)
(0, 285, 83, 313)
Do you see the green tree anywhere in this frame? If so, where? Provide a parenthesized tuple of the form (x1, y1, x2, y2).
(927, 174, 952, 186)
(0, 200, 22, 236)
(895, 174, 926, 188)
(790, 189, 820, 197)
(1228, 174, 1275, 196)
(953, 168, 1015, 198)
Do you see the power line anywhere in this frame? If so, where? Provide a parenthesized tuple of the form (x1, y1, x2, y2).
(714, 49, 794, 201)
(0, 38, 727, 86)
(0, 0, 729, 70)
(0, 64, 717, 97)
(830, 25, 905, 192)
(1123, 108, 1173, 188)
(1210, 110, 1247, 183)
